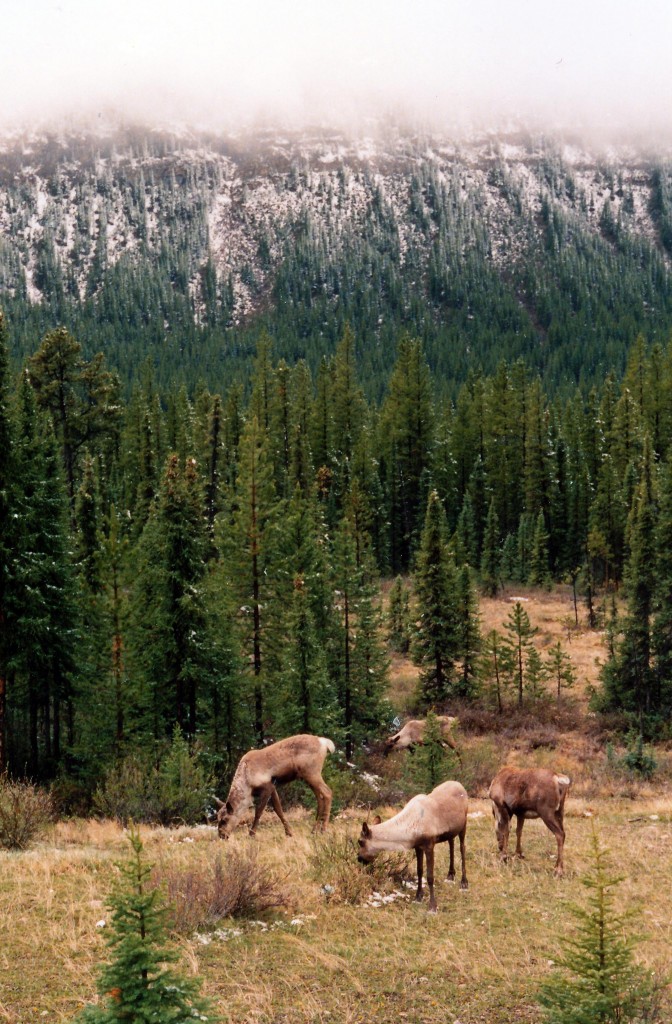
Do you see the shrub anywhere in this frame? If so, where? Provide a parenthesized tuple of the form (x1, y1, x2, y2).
(153, 848, 289, 934)
(607, 735, 658, 782)
(0, 776, 53, 850)
(309, 829, 412, 906)
(94, 729, 214, 825)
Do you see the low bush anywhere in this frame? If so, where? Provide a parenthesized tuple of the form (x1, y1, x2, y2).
(153, 848, 290, 934)
(309, 828, 412, 906)
(607, 734, 658, 781)
(94, 730, 213, 825)
(0, 776, 54, 850)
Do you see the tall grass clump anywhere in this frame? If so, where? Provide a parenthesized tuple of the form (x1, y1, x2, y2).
(0, 775, 53, 850)
(309, 829, 412, 905)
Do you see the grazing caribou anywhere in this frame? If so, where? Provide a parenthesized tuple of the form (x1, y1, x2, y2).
(357, 780, 468, 913)
(214, 734, 335, 839)
(488, 766, 571, 877)
(383, 716, 460, 760)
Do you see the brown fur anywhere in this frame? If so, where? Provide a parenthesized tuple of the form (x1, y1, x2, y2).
(488, 766, 571, 877)
(357, 780, 468, 912)
(383, 716, 460, 759)
(214, 734, 335, 839)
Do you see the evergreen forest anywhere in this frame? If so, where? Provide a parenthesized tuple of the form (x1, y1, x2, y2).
(2, 126, 672, 805)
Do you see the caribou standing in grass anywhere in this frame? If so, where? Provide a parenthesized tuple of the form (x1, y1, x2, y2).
(488, 766, 571, 877)
(214, 734, 335, 839)
(383, 716, 460, 760)
(357, 780, 468, 913)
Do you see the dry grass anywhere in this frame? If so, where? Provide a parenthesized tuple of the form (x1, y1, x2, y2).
(3, 586, 672, 1022)
(3, 806, 671, 1023)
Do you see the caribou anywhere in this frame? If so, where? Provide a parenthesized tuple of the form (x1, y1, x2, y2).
(214, 734, 335, 839)
(383, 715, 460, 759)
(488, 766, 571, 877)
(357, 780, 468, 913)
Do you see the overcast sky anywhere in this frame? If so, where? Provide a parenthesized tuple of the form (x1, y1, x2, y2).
(1, 0, 671, 135)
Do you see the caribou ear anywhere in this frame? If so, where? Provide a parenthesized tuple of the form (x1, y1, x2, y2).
(361, 821, 372, 838)
(372, 815, 382, 826)
(213, 796, 225, 808)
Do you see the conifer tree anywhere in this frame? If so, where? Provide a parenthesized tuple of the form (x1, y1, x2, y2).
(454, 566, 481, 699)
(331, 518, 390, 758)
(503, 601, 538, 708)
(9, 376, 78, 775)
(75, 831, 217, 1023)
(412, 490, 459, 707)
(379, 336, 434, 572)
(409, 710, 456, 792)
(529, 510, 552, 587)
(271, 486, 338, 738)
(0, 311, 15, 772)
(480, 498, 500, 597)
(546, 642, 576, 704)
(387, 576, 411, 653)
(600, 440, 657, 716)
(652, 453, 672, 712)
(480, 629, 514, 713)
(538, 829, 660, 1024)
(128, 455, 211, 739)
(218, 416, 277, 742)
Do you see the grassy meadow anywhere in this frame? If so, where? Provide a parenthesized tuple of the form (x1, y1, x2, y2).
(2, 586, 672, 1024)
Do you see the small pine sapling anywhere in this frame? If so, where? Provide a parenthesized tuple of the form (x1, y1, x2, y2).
(538, 827, 663, 1024)
(74, 830, 218, 1023)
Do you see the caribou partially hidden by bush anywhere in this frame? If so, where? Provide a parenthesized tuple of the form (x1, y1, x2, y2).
(488, 766, 571, 876)
(214, 734, 335, 839)
(357, 780, 469, 912)
(383, 716, 460, 759)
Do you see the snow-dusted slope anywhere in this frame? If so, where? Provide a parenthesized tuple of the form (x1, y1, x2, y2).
(0, 124, 667, 325)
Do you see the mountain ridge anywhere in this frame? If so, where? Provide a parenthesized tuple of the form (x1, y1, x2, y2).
(1, 122, 671, 392)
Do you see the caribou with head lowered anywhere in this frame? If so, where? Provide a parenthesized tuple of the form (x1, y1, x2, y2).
(488, 766, 571, 876)
(383, 715, 460, 759)
(214, 734, 335, 839)
(357, 780, 468, 913)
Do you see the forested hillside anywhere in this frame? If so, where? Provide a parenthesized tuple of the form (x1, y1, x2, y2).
(1, 302, 672, 798)
(1, 124, 672, 395)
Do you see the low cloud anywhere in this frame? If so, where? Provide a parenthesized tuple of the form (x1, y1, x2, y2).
(1, 0, 671, 137)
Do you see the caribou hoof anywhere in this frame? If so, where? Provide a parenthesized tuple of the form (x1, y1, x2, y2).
(428, 904, 438, 914)
(284, 829, 294, 838)
(460, 880, 469, 890)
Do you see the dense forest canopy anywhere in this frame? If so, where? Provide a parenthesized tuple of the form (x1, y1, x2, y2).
(2, 124, 672, 803)
(1, 125, 672, 398)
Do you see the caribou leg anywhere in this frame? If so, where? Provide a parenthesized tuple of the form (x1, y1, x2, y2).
(458, 825, 469, 889)
(415, 847, 424, 902)
(514, 813, 526, 860)
(537, 808, 566, 876)
(447, 835, 456, 881)
(426, 845, 437, 913)
(269, 786, 293, 837)
(494, 805, 512, 862)
(249, 784, 274, 835)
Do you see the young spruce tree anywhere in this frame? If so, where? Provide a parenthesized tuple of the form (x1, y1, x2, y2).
(538, 828, 661, 1024)
(412, 490, 459, 707)
(75, 831, 217, 1023)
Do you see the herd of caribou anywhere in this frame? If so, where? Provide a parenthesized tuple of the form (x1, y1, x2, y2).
(212, 723, 571, 913)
